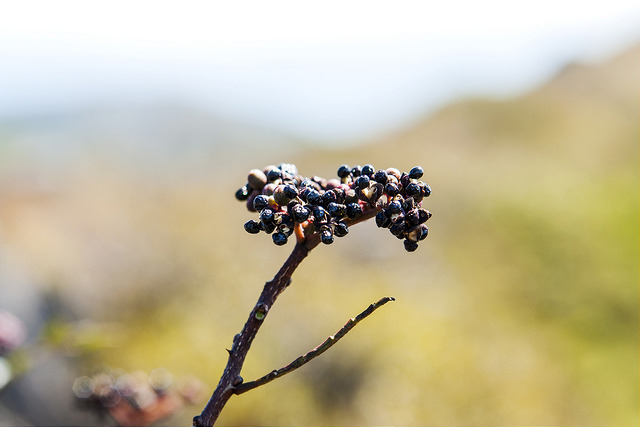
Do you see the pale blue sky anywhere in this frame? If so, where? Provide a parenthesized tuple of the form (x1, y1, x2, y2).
(1, 0, 639, 141)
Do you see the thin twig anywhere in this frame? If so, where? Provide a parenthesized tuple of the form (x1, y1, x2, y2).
(234, 296, 395, 395)
(194, 205, 382, 427)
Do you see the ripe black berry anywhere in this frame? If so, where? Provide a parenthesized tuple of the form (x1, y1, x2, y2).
(351, 165, 362, 177)
(291, 204, 310, 222)
(327, 202, 346, 218)
(384, 183, 399, 197)
(355, 175, 370, 189)
(306, 189, 322, 205)
(405, 182, 421, 198)
(235, 186, 251, 201)
(409, 166, 424, 179)
(405, 209, 420, 226)
(386, 201, 402, 215)
(373, 170, 388, 184)
(272, 232, 288, 246)
(320, 226, 334, 244)
(322, 191, 337, 206)
(375, 211, 391, 228)
(422, 183, 432, 197)
(418, 209, 432, 223)
(346, 203, 362, 219)
(404, 239, 419, 252)
(244, 219, 261, 234)
(389, 222, 406, 238)
(312, 205, 327, 222)
(337, 165, 351, 179)
(283, 185, 298, 199)
(260, 221, 276, 234)
(253, 195, 270, 211)
(259, 208, 275, 224)
(267, 169, 281, 182)
(361, 164, 375, 177)
(333, 221, 349, 237)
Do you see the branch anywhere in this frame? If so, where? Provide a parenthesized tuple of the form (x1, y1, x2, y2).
(234, 296, 395, 395)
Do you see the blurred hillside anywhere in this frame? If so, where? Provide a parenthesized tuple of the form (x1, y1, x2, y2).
(0, 44, 638, 425)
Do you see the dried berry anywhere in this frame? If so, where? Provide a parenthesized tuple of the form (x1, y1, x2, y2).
(248, 169, 268, 190)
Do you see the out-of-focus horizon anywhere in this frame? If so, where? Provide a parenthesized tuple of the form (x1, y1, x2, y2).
(1, 0, 639, 141)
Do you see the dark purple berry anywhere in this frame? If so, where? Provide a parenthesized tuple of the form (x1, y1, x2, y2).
(307, 189, 322, 205)
(409, 166, 424, 180)
(355, 175, 370, 189)
(244, 219, 261, 234)
(404, 239, 419, 252)
(351, 165, 362, 177)
(260, 208, 275, 224)
(386, 201, 402, 215)
(320, 226, 334, 244)
(346, 203, 362, 219)
(389, 222, 406, 238)
(235, 185, 251, 201)
(283, 185, 298, 199)
(267, 169, 281, 182)
(405, 209, 420, 226)
(384, 183, 399, 197)
(405, 182, 421, 198)
(375, 211, 391, 228)
(373, 170, 388, 184)
(418, 224, 428, 241)
(260, 221, 276, 234)
(333, 221, 349, 237)
(361, 164, 375, 177)
(327, 202, 346, 218)
(422, 183, 432, 197)
(322, 190, 337, 206)
(291, 204, 310, 222)
(312, 205, 327, 222)
(418, 209, 432, 223)
(272, 232, 288, 246)
(253, 195, 270, 211)
(337, 165, 351, 178)
(402, 197, 415, 212)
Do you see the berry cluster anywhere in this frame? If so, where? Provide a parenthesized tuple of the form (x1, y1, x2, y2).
(235, 163, 431, 251)
(73, 367, 204, 424)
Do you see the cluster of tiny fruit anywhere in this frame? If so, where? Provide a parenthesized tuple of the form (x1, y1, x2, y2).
(72, 368, 203, 424)
(235, 163, 431, 252)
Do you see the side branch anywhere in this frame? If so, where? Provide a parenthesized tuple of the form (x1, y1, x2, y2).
(234, 296, 395, 395)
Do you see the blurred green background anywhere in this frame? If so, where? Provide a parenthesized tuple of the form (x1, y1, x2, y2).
(0, 41, 637, 425)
